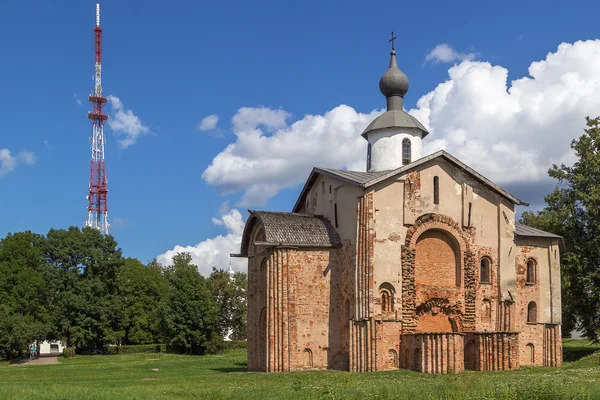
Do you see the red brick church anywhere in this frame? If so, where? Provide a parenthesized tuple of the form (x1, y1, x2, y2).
(233, 42, 563, 373)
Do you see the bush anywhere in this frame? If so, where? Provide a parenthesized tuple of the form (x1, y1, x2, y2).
(63, 348, 76, 358)
(224, 340, 247, 349)
(115, 344, 166, 355)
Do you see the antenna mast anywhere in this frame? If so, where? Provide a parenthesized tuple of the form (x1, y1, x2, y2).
(86, 3, 110, 235)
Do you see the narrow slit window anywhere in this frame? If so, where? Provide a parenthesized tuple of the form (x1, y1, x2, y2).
(527, 302, 537, 323)
(526, 259, 536, 284)
(334, 203, 338, 228)
(402, 138, 411, 165)
(480, 258, 491, 283)
(433, 176, 439, 204)
(367, 143, 372, 171)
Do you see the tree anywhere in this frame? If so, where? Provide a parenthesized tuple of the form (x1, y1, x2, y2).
(45, 227, 124, 350)
(119, 258, 167, 344)
(160, 253, 222, 354)
(0, 231, 50, 359)
(520, 116, 600, 339)
(207, 267, 247, 340)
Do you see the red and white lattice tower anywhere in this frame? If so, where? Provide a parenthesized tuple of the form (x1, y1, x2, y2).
(86, 3, 110, 235)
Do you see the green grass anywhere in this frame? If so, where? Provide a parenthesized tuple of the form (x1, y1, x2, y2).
(1, 341, 599, 400)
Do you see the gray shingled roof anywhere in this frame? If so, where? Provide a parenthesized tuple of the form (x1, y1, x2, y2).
(316, 168, 386, 185)
(515, 223, 562, 239)
(293, 150, 528, 212)
(361, 110, 429, 138)
(238, 210, 341, 256)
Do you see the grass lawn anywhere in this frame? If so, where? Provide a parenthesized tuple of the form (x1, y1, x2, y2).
(0, 341, 599, 400)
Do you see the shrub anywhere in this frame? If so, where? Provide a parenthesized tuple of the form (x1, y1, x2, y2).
(224, 340, 247, 350)
(63, 348, 76, 358)
(115, 344, 166, 355)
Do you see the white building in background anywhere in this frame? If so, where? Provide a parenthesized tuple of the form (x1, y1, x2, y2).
(33, 340, 64, 356)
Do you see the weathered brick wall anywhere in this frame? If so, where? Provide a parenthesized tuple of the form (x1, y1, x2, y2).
(400, 333, 465, 373)
(287, 249, 334, 371)
(464, 332, 519, 371)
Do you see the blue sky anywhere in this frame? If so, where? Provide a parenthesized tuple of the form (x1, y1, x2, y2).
(2, 0, 600, 272)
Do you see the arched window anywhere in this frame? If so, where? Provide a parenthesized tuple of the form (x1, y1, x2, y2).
(402, 138, 411, 165)
(526, 343, 535, 363)
(379, 283, 395, 313)
(480, 258, 491, 283)
(527, 301, 537, 323)
(433, 176, 439, 204)
(481, 299, 492, 323)
(303, 348, 313, 367)
(388, 349, 398, 368)
(367, 143, 372, 170)
(526, 259, 536, 284)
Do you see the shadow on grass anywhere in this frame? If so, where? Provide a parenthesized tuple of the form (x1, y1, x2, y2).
(563, 340, 600, 362)
(563, 347, 599, 362)
(211, 362, 248, 373)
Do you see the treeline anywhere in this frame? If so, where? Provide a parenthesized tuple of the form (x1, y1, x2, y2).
(0, 227, 246, 360)
(520, 116, 600, 339)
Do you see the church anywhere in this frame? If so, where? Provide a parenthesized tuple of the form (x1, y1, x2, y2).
(233, 40, 563, 374)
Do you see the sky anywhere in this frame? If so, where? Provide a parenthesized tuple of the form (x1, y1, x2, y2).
(2, 0, 600, 275)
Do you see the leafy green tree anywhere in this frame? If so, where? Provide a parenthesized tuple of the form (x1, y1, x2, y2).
(119, 258, 168, 344)
(520, 116, 600, 339)
(207, 267, 247, 340)
(160, 253, 222, 354)
(0, 231, 50, 359)
(45, 227, 124, 350)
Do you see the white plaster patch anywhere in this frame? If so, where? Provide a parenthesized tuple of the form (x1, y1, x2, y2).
(455, 183, 462, 195)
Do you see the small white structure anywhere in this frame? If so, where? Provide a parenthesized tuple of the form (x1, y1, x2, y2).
(37, 340, 65, 356)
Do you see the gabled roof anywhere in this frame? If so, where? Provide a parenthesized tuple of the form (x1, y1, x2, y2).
(237, 210, 341, 257)
(292, 150, 529, 212)
(515, 223, 562, 239)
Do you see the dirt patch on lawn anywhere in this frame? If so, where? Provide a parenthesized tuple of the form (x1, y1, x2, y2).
(10, 357, 60, 366)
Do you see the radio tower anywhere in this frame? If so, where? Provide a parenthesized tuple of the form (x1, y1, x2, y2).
(86, 3, 110, 235)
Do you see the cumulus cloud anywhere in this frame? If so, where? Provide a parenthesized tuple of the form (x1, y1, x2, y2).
(202, 105, 382, 206)
(416, 40, 600, 186)
(203, 39, 600, 207)
(0, 149, 36, 177)
(107, 95, 149, 149)
(169, 39, 600, 271)
(156, 208, 246, 276)
(197, 114, 219, 131)
(425, 44, 476, 64)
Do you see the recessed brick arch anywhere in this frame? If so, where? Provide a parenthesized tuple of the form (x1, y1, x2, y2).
(401, 213, 477, 333)
(405, 213, 469, 250)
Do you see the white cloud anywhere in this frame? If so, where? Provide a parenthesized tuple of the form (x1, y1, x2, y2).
(197, 114, 219, 131)
(0, 149, 36, 177)
(202, 39, 600, 207)
(107, 95, 149, 149)
(415, 39, 600, 185)
(202, 105, 382, 206)
(425, 44, 476, 64)
(156, 208, 246, 276)
(171, 39, 600, 269)
(74, 94, 82, 106)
